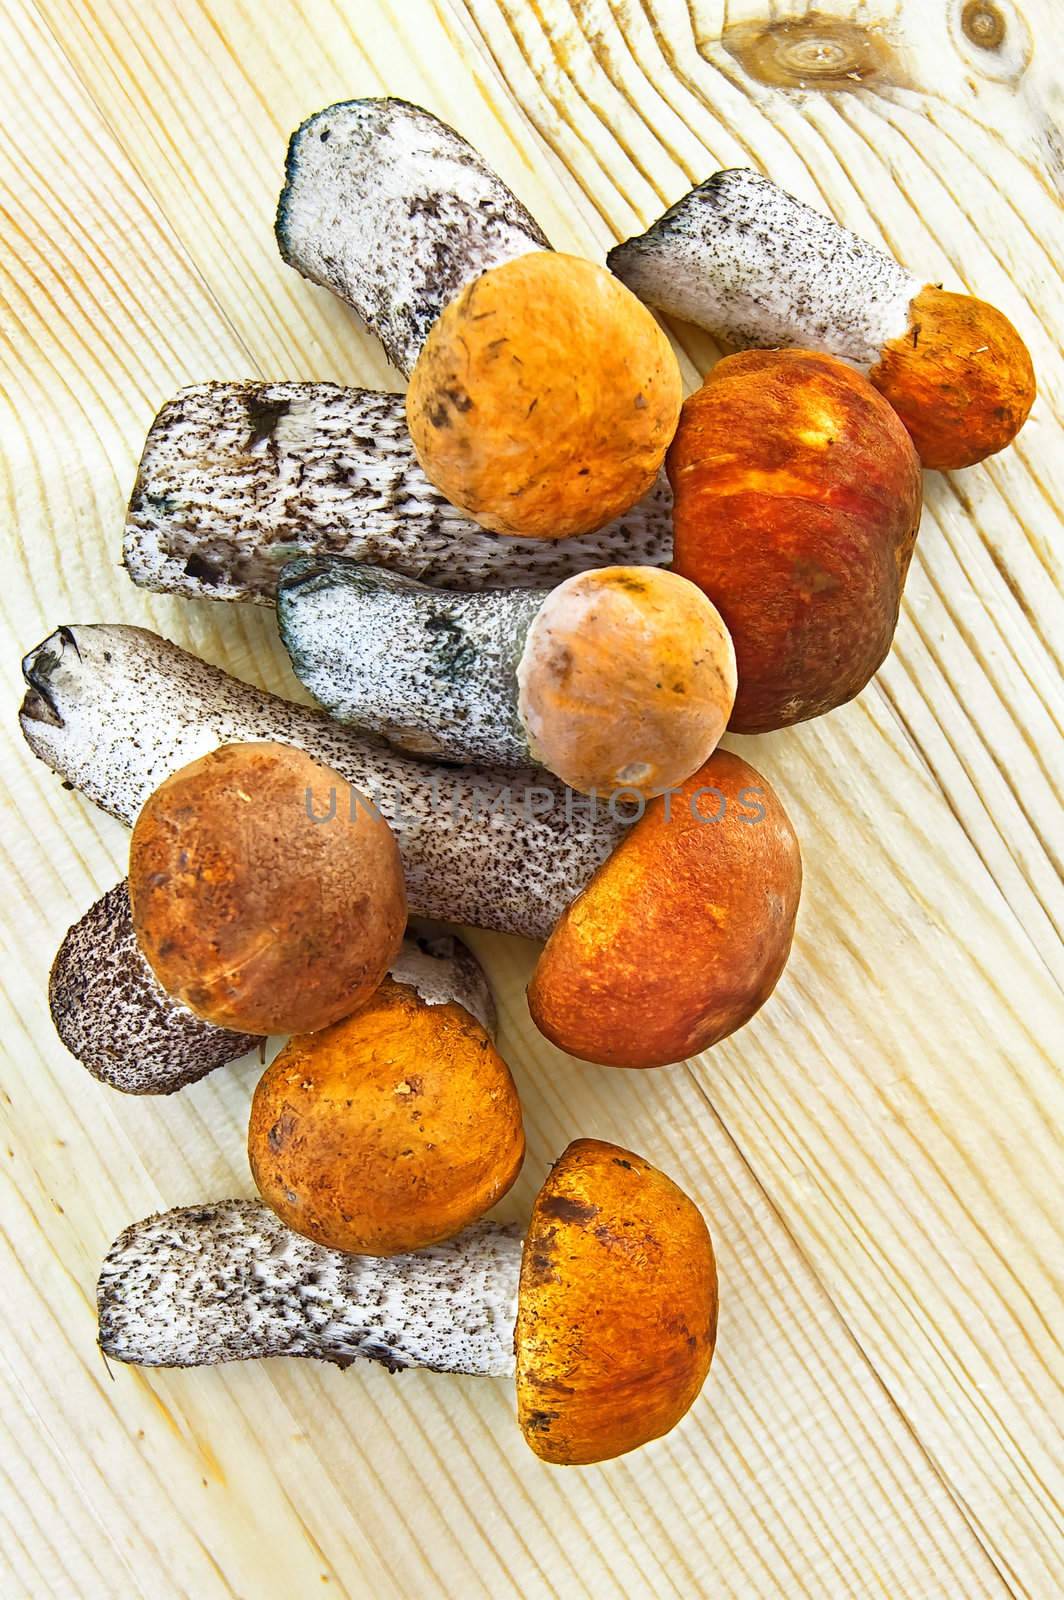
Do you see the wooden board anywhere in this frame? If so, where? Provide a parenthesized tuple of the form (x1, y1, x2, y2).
(0, 0, 1060, 1595)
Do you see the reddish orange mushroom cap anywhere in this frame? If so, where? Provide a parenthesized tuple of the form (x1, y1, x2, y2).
(871, 284, 1035, 470)
(528, 749, 802, 1067)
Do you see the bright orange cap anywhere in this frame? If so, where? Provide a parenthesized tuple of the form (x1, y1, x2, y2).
(405, 252, 682, 539)
(528, 749, 802, 1067)
(871, 284, 1035, 469)
(516, 1139, 717, 1464)
(248, 977, 524, 1256)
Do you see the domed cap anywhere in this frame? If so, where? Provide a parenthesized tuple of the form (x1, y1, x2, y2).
(528, 750, 802, 1068)
(406, 252, 682, 539)
(516, 1139, 717, 1464)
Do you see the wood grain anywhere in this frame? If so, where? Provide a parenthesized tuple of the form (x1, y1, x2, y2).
(0, 0, 1060, 1595)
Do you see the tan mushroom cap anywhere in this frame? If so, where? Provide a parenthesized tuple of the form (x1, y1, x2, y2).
(516, 566, 735, 798)
(528, 749, 802, 1068)
(516, 1139, 717, 1464)
(129, 742, 406, 1035)
(405, 252, 683, 539)
(248, 978, 524, 1256)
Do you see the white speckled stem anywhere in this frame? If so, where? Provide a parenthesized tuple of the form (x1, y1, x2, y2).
(279, 558, 544, 766)
(99, 1200, 521, 1376)
(49, 881, 497, 1095)
(608, 169, 920, 366)
(20, 625, 625, 941)
(124, 384, 673, 605)
(276, 99, 550, 376)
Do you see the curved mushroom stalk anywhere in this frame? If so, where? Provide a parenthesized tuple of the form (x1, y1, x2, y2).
(278, 99, 682, 539)
(278, 557, 735, 797)
(276, 98, 549, 378)
(608, 168, 1035, 469)
(99, 1201, 522, 1376)
(19, 624, 624, 941)
(98, 1140, 717, 1463)
(123, 383, 674, 605)
(50, 878, 496, 1095)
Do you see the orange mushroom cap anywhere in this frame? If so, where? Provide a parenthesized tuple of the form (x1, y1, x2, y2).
(249, 977, 524, 1256)
(871, 284, 1035, 470)
(129, 742, 406, 1035)
(516, 1139, 717, 1464)
(405, 252, 683, 539)
(528, 749, 802, 1067)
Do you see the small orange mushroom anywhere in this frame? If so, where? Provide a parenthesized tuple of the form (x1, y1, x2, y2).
(609, 168, 1035, 470)
(276, 99, 682, 538)
(278, 557, 736, 800)
(249, 975, 524, 1256)
(128, 741, 406, 1035)
(405, 253, 682, 539)
(869, 284, 1035, 471)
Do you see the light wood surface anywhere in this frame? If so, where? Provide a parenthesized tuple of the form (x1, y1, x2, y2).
(1, 1, 1061, 1596)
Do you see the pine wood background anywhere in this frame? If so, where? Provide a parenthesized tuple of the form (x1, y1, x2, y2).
(0, 1, 1061, 1595)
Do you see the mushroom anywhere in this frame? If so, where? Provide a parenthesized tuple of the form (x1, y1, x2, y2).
(277, 556, 736, 798)
(124, 383, 674, 604)
(608, 168, 1035, 470)
(21, 624, 801, 1064)
(529, 751, 802, 1067)
(277, 99, 682, 537)
(129, 742, 407, 1034)
(666, 348, 923, 732)
(98, 1138, 717, 1464)
(50, 877, 496, 1095)
(249, 974, 523, 1255)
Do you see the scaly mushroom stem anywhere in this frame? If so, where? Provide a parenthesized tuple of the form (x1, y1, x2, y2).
(608, 169, 1035, 470)
(98, 1201, 522, 1376)
(276, 98, 549, 377)
(609, 168, 919, 366)
(278, 557, 735, 797)
(20, 624, 624, 941)
(50, 879, 496, 1094)
(123, 384, 673, 605)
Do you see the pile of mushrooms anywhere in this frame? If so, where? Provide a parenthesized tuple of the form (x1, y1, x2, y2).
(19, 96, 1033, 1466)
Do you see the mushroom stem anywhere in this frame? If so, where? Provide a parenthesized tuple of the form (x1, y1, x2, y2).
(278, 559, 543, 766)
(50, 879, 496, 1094)
(608, 168, 919, 366)
(98, 1200, 522, 1376)
(278, 557, 736, 796)
(276, 98, 549, 377)
(19, 624, 624, 941)
(124, 384, 673, 605)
